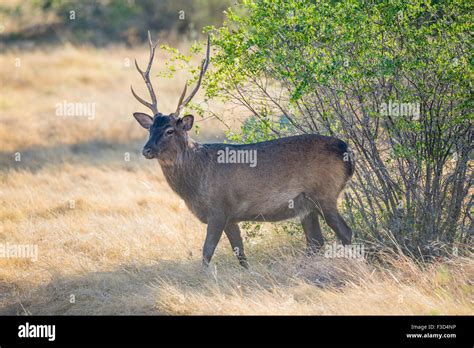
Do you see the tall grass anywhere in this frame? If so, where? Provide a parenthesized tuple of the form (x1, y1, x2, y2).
(0, 45, 472, 315)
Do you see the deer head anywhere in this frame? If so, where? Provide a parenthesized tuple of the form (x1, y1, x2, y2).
(131, 32, 210, 162)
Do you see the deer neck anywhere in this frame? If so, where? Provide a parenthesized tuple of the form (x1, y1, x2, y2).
(158, 138, 205, 201)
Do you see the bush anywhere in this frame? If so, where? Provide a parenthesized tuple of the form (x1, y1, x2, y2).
(203, 0, 472, 258)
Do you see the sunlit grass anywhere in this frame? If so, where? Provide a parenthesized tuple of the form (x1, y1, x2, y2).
(0, 45, 472, 315)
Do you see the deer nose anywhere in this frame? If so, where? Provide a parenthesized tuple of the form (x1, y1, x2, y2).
(142, 147, 154, 159)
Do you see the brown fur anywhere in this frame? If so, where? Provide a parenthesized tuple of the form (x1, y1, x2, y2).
(134, 113, 354, 268)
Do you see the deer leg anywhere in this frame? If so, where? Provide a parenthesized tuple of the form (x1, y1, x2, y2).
(301, 211, 324, 253)
(224, 223, 248, 269)
(322, 207, 352, 245)
(202, 216, 225, 267)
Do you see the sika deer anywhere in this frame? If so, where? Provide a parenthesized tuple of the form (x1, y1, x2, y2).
(131, 33, 354, 268)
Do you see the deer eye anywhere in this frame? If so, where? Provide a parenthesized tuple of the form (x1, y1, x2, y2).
(165, 129, 174, 135)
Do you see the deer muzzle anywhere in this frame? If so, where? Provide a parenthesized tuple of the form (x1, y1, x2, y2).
(142, 146, 155, 159)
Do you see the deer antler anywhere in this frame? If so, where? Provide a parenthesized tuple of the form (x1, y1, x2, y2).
(131, 31, 159, 116)
(175, 35, 211, 116)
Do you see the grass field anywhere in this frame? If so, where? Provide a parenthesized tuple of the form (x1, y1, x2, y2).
(0, 44, 472, 315)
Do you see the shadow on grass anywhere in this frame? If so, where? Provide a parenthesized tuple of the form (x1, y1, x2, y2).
(0, 138, 148, 174)
(0, 248, 350, 315)
(0, 258, 230, 315)
(0, 130, 228, 174)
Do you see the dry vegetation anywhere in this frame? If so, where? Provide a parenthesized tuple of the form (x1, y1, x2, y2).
(0, 44, 472, 315)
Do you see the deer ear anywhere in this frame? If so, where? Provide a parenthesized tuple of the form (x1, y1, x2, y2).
(133, 112, 153, 129)
(177, 115, 194, 131)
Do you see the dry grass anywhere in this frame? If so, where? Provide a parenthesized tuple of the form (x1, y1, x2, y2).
(0, 44, 472, 315)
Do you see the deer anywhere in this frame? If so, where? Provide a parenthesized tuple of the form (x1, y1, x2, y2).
(131, 32, 355, 269)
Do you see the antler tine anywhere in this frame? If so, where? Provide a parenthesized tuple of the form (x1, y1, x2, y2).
(176, 81, 188, 111)
(131, 30, 159, 115)
(175, 35, 211, 116)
